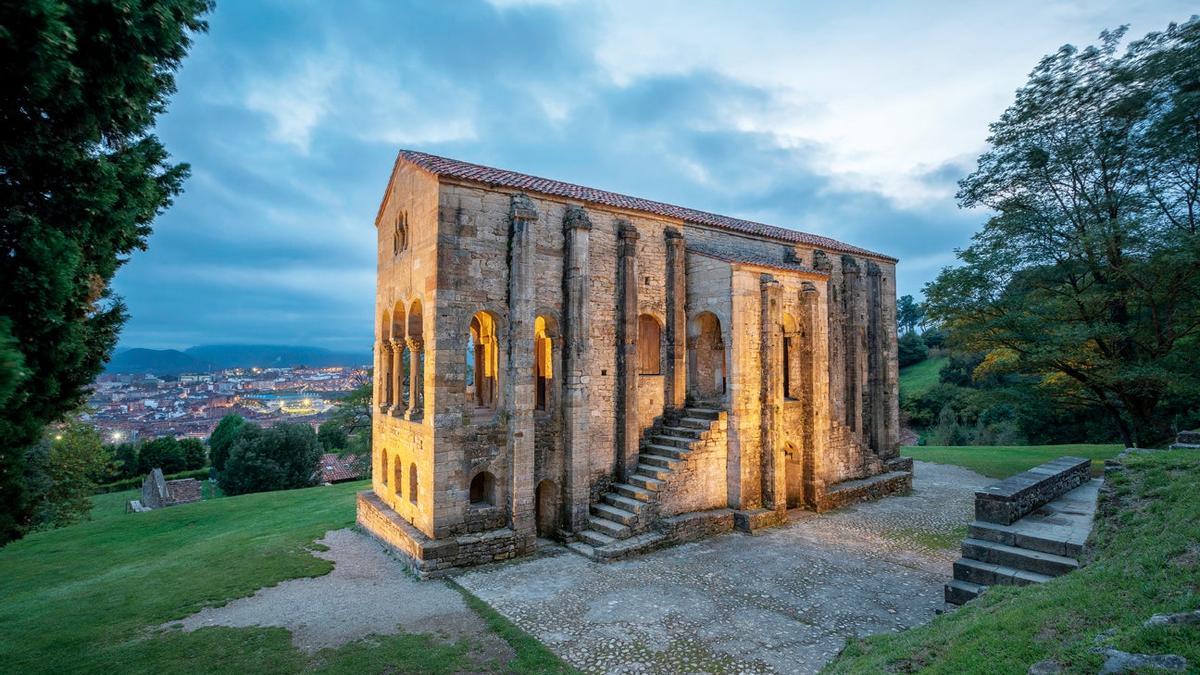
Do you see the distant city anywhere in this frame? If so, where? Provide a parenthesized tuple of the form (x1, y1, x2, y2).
(85, 359, 370, 443)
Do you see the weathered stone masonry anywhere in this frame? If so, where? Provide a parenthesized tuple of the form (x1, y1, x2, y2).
(358, 150, 910, 575)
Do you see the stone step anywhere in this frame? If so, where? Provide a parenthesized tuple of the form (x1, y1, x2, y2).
(591, 502, 637, 526)
(589, 531, 667, 561)
(677, 417, 714, 429)
(968, 520, 1085, 557)
(953, 557, 1054, 587)
(643, 453, 685, 469)
(644, 444, 687, 460)
(961, 538, 1079, 577)
(686, 407, 722, 420)
(566, 541, 596, 559)
(577, 529, 615, 547)
(612, 482, 654, 502)
(660, 424, 706, 438)
(589, 516, 631, 539)
(652, 434, 698, 449)
(944, 579, 986, 605)
(603, 492, 646, 513)
(629, 472, 665, 490)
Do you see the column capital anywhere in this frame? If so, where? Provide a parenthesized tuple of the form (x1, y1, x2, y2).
(563, 205, 592, 232)
(510, 193, 539, 222)
(405, 336, 425, 353)
(801, 281, 819, 296)
(387, 338, 404, 350)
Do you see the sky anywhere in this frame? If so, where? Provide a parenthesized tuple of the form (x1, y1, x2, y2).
(115, 0, 1197, 351)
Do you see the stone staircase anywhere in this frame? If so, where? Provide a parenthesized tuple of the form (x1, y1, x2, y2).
(567, 405, 725, 561)
(945, 458, 1100, 605)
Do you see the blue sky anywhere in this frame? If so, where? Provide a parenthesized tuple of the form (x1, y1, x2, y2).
(117, 0, 1196, 351)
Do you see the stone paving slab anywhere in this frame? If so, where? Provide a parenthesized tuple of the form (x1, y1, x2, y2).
(455, 461, 990, 674)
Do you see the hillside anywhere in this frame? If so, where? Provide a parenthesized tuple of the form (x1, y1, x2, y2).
(899, 355, 948, 401)
(105, 344, 371, 374)
(826, 448, 1200, 673)
(0, 482, 567, 674)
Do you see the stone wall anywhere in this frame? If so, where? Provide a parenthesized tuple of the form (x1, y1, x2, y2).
(655, 413, 730, 517)
(974, 456, 1091, 525)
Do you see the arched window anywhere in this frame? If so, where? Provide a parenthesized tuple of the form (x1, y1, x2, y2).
(467, 312, 499, 410)
(392, 302, 407, 411)
(393, 211, 408, 255)
(407, 300, 424, 418)
(409, 463, 419, 504)
(378, 310, 392, 410)
(688, 312, 726, 400)
(469, 471, 495, 505)
(534, 316, 555, 411)
(381, 453, 389, 487)
(393, 459, 403, 497)
(638, 314, 662, 375)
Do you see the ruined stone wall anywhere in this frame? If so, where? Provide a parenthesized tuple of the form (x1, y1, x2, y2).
(374, 162, 440, 537)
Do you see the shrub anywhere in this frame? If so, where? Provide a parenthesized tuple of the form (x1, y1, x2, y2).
(898, 331, 929, 368)
(208, 414, 248, 472)
(23, 422, 111, 530)
(137, 437, 187, 474)
(178, 438, 207, 470)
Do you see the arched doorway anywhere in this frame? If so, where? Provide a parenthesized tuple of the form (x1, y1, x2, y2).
(688, 312, 726, 401)
(535, 479, 558, 539)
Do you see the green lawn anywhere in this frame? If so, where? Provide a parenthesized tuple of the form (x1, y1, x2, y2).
(827, 448, 1200, 674)
(0, 481, 570, 674)
(900, 355, 948, 400)
(904, 444, 1125, 479)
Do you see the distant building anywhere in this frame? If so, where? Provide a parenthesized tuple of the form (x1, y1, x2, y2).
(127, 469, 203, 512)
(321, 453, 364, 484)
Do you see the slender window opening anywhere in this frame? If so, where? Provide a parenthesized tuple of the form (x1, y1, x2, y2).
(467, 312, 499, 409)
(469, 471, 495, 505)
(638, 314, 662, 375)
(409, 463, 418, 504)
(534, 316, 554, 411)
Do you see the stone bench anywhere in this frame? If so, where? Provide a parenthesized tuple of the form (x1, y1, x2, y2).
(974, 456, 1091, 525)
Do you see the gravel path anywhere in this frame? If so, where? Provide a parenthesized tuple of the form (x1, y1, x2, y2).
(168, 528, 514, 663)
(455, 460, 990, 674)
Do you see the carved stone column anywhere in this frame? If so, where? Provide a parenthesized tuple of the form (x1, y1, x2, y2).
(760, 276, 785, 512)
(664, 227, 687, 410)
(405, 337, 424, 420)
(616, 220, 640, 481)
(388, 339, 405, 416)
(506, 194, 538, 541)
(562, 205, 592, 532)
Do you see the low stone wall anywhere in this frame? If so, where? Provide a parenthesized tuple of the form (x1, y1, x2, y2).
(974, 456, 1091, 526)
(357, 490, 534, 578)
(817, 470, 912, 512)
(660, 508, 735, 544)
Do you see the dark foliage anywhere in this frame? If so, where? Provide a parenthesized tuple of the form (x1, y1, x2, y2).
(218, 423, 322, 496)
(208, 414, 248, 472)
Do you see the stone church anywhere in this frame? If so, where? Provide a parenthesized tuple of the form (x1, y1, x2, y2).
(357, 150, 911, 576)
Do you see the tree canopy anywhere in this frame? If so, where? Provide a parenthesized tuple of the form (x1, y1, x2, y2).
(926, 20, 1200, 447)
(0, 0, 212, 544)
(219, 423, 322, 496)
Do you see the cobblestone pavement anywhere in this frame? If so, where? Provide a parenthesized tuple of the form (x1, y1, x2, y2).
(455, 461, 990, 674)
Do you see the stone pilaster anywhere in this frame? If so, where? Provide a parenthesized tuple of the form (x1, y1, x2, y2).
(405, 337, 424, 421)
(759, 275, 786, 513)
(561, 205, 592, 532)
(616, 220, 640, 481)
(842, 255, 866, 436)
(377, 341, 391, 412)
(800, 282, 825, 508)
(506, 194, 538, 539)
(865, 261, 889, 456)
(664, 227, 687, 410)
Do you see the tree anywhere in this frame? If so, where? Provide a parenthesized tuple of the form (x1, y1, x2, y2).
(897, 295, 926, 335)
(317, 422, 348, 452)
(898, 331, 929, 368)
(108, 441, 139, 480)
(23, 421, 111, 531)
(323, 378, 373, 474)
(927, 20, 1200, 447)
(0, 0, 213, 544)
(219, 423, 322, 496)
(178, 438, 207, 470)
(208, 414, 249, 472)
(138, 437, 186, 474)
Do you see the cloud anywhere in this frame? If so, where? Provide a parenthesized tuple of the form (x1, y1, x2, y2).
(113, 0, 1198, 350)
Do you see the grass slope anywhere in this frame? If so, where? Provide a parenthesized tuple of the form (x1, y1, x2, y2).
(826, 449, 1200, 674)
(904, 444, 1125, 478)
(899, 355, 948, 400)
(0, 481, 570, 674)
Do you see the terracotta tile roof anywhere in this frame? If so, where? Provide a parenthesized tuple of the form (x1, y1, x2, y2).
(686, 242, 823, 275)
(394, 150, 896, 262)
(321, 453, 363, 484)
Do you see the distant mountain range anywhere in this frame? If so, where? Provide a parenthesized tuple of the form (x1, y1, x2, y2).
(105, 344, 371, 375)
